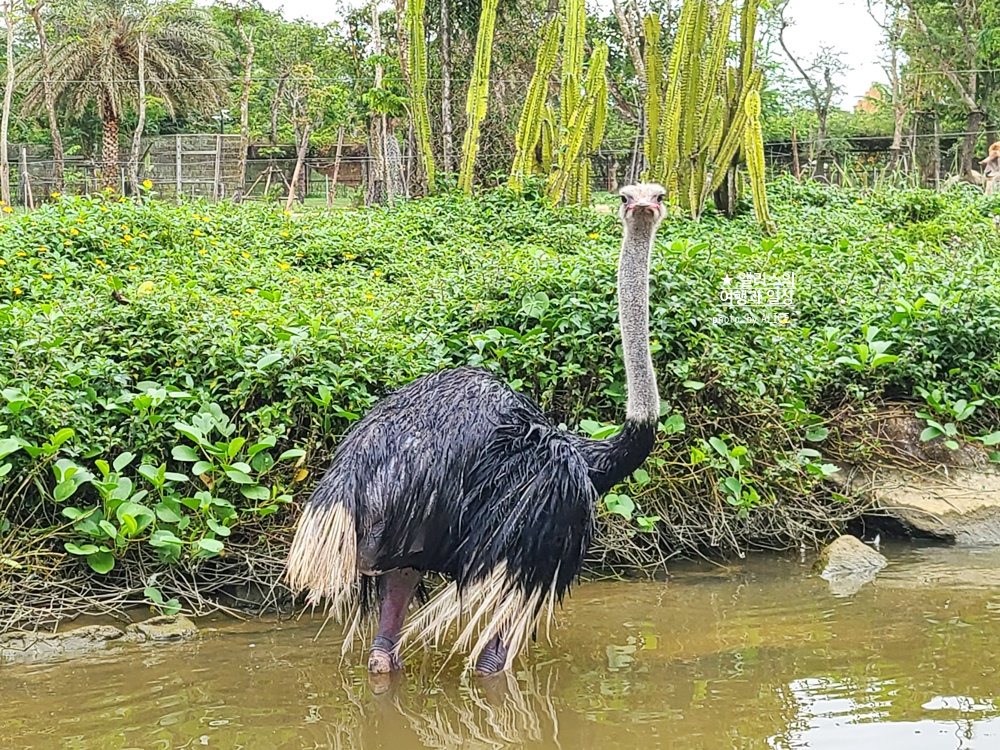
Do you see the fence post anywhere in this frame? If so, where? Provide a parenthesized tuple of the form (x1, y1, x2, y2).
(175, 134, 182, 201)
(19, 145, 32, 209)
(213, 134, 223, 201)
(914, 111, 940, 189)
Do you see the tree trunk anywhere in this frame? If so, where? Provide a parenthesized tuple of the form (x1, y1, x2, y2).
(101, 109, 120, 191)
(914, 110, 940, 189)
(234, 19, 255, 203)
(127, 31, 147, 198)
(0, 2, 14, 207)
(28, 2, 63, 194)
(713, 165, 738, 219)
(959, 109, 985, 179)
(439, 0, 454, 173)
(791, 125, 801, 179)
(815, 111, 829, 182)
(328, 124, 344, 206)
(285, 124, 310, 211)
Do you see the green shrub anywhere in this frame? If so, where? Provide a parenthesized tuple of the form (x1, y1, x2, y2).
(2, 182, 1000, 621)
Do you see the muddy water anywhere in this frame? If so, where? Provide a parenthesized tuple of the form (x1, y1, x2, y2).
(4, 543, 1000, 749)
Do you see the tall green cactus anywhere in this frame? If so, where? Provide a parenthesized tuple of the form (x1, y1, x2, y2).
(509, 0, 608, 204)
(458, 0, 499, 194)
(406, 0, 435, 192)
(509, 18, 561, 192)
(743, 89, 774, 234)
(644, 0, 771, 229)
(547, 41, 608, 203)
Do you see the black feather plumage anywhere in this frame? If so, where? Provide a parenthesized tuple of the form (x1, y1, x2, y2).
(305, 366, 597, 609)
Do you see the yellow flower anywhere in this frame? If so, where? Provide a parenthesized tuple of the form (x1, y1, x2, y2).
(295, 253, 303, 258)
(95, 258, 105, 268)
(373, 270, 382, 277)
(280, 231, 289, 238)
(128, 265, 138, 270)
(588, 233, 599, 239)
(202, 216, 211, 223)
(210, 240, 218, 246)
(209, 380, 217, 388)
(63, 240, 72, 246)
(12, 287, 21, 295)
(192, 214, 201, 220)
(364, 293, 374, 301)
(142, 179, 153, 190)
(137, 281, 154, 294)
(37, 247, 47, 253)
(0, 259, 5, 265)
(139, 233, 148, 239)
(2, 206, 12, 214)
(283, 210, 292, 216)
(120, 225, 128, 231)
(241, 251, 249, 259)
(343, 253, 356, 260)
(76, 218, 84, 224)
(245, 288, 257, 294)
(100, 206, 108, 212)
(15, 251, 26, 257)
(51, 191, 61, 199)
(41, 273, 53, 280)
(104, 186, 114, 192)
(277, 261, 290, 271)
(70, 227, 79, 235)
(122, 234, 133, 242)
(192, 229, 204, 237)
(232, 310, 242, 317)
(199, 249, 207, 255)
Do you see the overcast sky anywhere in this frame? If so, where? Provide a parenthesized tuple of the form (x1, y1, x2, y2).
(258, 0, 886, 110)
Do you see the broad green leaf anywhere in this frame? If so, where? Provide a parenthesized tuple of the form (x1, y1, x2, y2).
(240, 484, 270, 501)
(53, 479, 79, 503)
(278, 449, 306, 462)
(224, 469, 254, 484)
(64, 543, 99, 556)
(806, 427, 830, 442)
(171, 445, 200, 462)
(256, 352, 283, 370)
(113, 452, 136, 472)
(197, 538, 225, 554)
(87, 551, 115, 574)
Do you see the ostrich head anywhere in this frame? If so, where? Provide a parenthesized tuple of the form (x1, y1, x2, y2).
(619, 183, 667, 225)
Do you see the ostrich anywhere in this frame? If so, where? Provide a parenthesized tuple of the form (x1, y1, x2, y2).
(286, 182, 666, 674)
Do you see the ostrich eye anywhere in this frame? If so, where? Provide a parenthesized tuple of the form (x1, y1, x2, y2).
(620, 195, 629, 205)
(655, 194, 664, 204)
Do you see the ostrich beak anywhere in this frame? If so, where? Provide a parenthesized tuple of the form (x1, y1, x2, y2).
(627, 200, 658, 213)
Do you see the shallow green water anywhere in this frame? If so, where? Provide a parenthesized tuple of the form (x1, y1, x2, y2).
(3, 543, 1000, 749)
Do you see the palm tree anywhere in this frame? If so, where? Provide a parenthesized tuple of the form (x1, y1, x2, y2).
(22, 0, 227, 190)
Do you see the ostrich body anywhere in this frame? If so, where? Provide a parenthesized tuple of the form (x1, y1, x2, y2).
(286, 183, 665, 674)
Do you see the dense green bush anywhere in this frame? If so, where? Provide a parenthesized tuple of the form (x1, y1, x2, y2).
(2, 179, 1000, 621)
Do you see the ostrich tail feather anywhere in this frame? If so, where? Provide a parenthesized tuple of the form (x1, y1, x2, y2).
(400, 562, 560, 671)
(285, 501, 359, 621)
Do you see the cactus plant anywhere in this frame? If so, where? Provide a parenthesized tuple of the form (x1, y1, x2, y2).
(406, 0, 435, 192)
(509, 18, 562, 192)
(509, 0, 608, 204)
(644, 0, 771, 227)
(458, 0, 499, 194)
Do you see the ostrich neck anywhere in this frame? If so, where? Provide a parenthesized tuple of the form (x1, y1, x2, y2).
(619, 219, 659, 426)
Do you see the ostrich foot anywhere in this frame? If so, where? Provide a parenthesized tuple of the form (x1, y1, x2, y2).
(473, 634, 508, 676)
(368, 636, 402, 673)
(368, 568, 421, 674)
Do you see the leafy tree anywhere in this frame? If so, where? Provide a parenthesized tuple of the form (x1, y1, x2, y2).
(22, 0, 228, 189)
(902, 0, 1000, 177)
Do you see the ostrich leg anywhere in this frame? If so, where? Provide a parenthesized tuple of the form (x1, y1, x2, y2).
(473, 633, 508, 675)
(368, 567, 422, 673)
